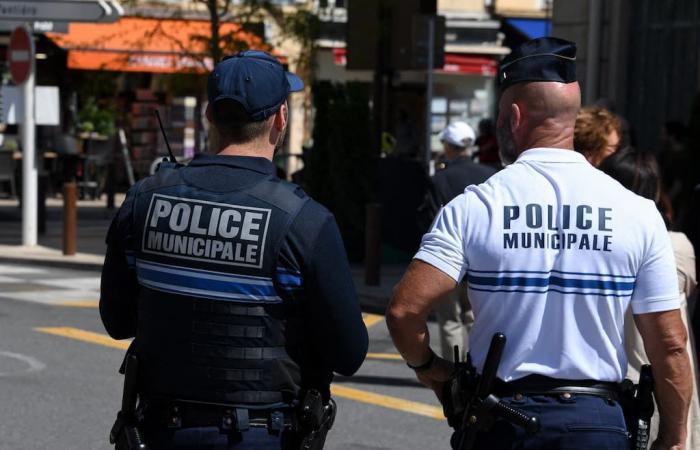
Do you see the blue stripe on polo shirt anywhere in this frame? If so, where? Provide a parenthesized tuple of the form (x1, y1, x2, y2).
(467, 268, 636, 279)
(467, 274, 635, 291)
(469, 286, 634, 298)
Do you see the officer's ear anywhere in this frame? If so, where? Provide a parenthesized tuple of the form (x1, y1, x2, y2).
(510, 103, 521, 134)
(273, 101, 288, 131)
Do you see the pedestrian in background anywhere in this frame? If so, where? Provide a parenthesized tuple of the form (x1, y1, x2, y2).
(418, 121, 495, 360)
(574, 106, 622, 167)
(600, 147, 700, 450)
(387, 36, 691, 450)
(100, 50, 368, 449)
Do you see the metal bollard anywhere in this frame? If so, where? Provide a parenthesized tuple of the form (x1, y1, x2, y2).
(63, 182, 77, 255)
(364, 203, 381, 286)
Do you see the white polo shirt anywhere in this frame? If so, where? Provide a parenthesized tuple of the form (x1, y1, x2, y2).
(415, 148, 679, 382)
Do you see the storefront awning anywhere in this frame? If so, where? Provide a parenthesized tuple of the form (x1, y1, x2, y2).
(47, 17, 269, 73)
(506, 18, 550, 39)
(439, 54, 498, 76)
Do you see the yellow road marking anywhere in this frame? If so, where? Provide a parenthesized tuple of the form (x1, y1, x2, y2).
(331, 384, 444, 421)
(34, 327, 130, 350)
(35, 326, 443, 421)
(56, 300, 99, 308)
(362, 313, 384, 328)
(366, 352, 403, 361)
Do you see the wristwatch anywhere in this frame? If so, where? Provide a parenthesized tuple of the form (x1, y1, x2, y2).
(406, 348, 436, 373)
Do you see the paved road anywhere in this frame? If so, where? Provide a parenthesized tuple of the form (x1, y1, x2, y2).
(0, 263, 452, 450)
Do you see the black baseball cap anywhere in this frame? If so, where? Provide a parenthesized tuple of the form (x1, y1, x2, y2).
(498, 37, 577, 92)
(208, 50, 304, 121)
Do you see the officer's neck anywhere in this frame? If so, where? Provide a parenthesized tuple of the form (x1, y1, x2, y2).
(518, 125, 575, 151)
(218, 142, 274, 161)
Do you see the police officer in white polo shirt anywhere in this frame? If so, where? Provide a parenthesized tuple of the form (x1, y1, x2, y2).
(386, 37, 692, 450)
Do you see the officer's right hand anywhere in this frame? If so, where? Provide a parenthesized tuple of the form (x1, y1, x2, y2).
(415, 356, 454, 404)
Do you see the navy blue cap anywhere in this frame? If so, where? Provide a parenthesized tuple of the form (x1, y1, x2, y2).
(498, 37, 577, 92)
(208, 50, 304, 121)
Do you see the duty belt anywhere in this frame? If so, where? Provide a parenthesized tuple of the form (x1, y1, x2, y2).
(143, 398, 295, 434)
(493, 375, 620, 401)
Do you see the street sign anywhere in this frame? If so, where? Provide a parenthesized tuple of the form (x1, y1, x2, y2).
(9, 27, 34, 85)
(0, 1, 123, 24)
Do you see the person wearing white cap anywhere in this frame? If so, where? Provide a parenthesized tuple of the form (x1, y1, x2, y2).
(441, 121, 476, 151)
(421, 121, 496, 360)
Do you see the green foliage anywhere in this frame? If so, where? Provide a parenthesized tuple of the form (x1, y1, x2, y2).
(305, 81, 373, 261)
(77, 97, 117, 137)
(74, 71, 119, 100)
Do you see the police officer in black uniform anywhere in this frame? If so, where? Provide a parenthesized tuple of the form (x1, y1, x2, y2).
(100, 50, 369, 449)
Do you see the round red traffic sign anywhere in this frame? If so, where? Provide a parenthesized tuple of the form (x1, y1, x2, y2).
(9, 27, 34, 85)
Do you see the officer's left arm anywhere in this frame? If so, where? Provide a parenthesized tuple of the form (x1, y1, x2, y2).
(99, 186, 141, 340)
(632, 212, 691, 449)
(303, 213, 368, 376)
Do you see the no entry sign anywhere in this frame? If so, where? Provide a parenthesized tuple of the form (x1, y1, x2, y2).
(9, 26, 34, 85)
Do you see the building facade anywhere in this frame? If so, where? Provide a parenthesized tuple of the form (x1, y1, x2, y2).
(552, 0, 700, 152)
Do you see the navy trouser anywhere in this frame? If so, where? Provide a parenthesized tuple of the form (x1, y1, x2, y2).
(143, 426, 297, 449)
(451, 394, 629, 450)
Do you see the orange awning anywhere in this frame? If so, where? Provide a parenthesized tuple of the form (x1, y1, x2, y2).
(47, 17, 270, 74)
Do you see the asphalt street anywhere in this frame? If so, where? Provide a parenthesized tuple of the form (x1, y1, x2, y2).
(0, 262, 451, 450)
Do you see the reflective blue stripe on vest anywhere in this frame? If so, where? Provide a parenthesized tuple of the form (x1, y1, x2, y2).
(136, 259, 282, 303)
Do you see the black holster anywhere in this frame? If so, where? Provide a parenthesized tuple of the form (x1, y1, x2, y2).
(448, 335, 540, 450)
(297, 390, 336, 450)
(620, 364, 654, 450)
(110, 354, 148, 450)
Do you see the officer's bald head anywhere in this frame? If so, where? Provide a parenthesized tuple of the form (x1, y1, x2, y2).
(496, 81, 581, 164)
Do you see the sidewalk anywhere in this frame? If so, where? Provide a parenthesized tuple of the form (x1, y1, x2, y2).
(0, 196, 402, 311)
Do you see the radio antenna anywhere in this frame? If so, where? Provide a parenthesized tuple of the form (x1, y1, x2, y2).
(154, 109, 176, 163)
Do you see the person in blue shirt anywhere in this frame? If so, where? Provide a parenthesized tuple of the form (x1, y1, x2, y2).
(100, 50, 368, 450)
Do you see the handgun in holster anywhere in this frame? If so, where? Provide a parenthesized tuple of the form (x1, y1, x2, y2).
(619, 364, 654, 450)
(109, 354, 148, 450)
(444, 333, 540, 450)
(297, 389, 336, 450)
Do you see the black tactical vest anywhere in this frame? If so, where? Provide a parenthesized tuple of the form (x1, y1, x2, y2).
(129, 162, 309, 407)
